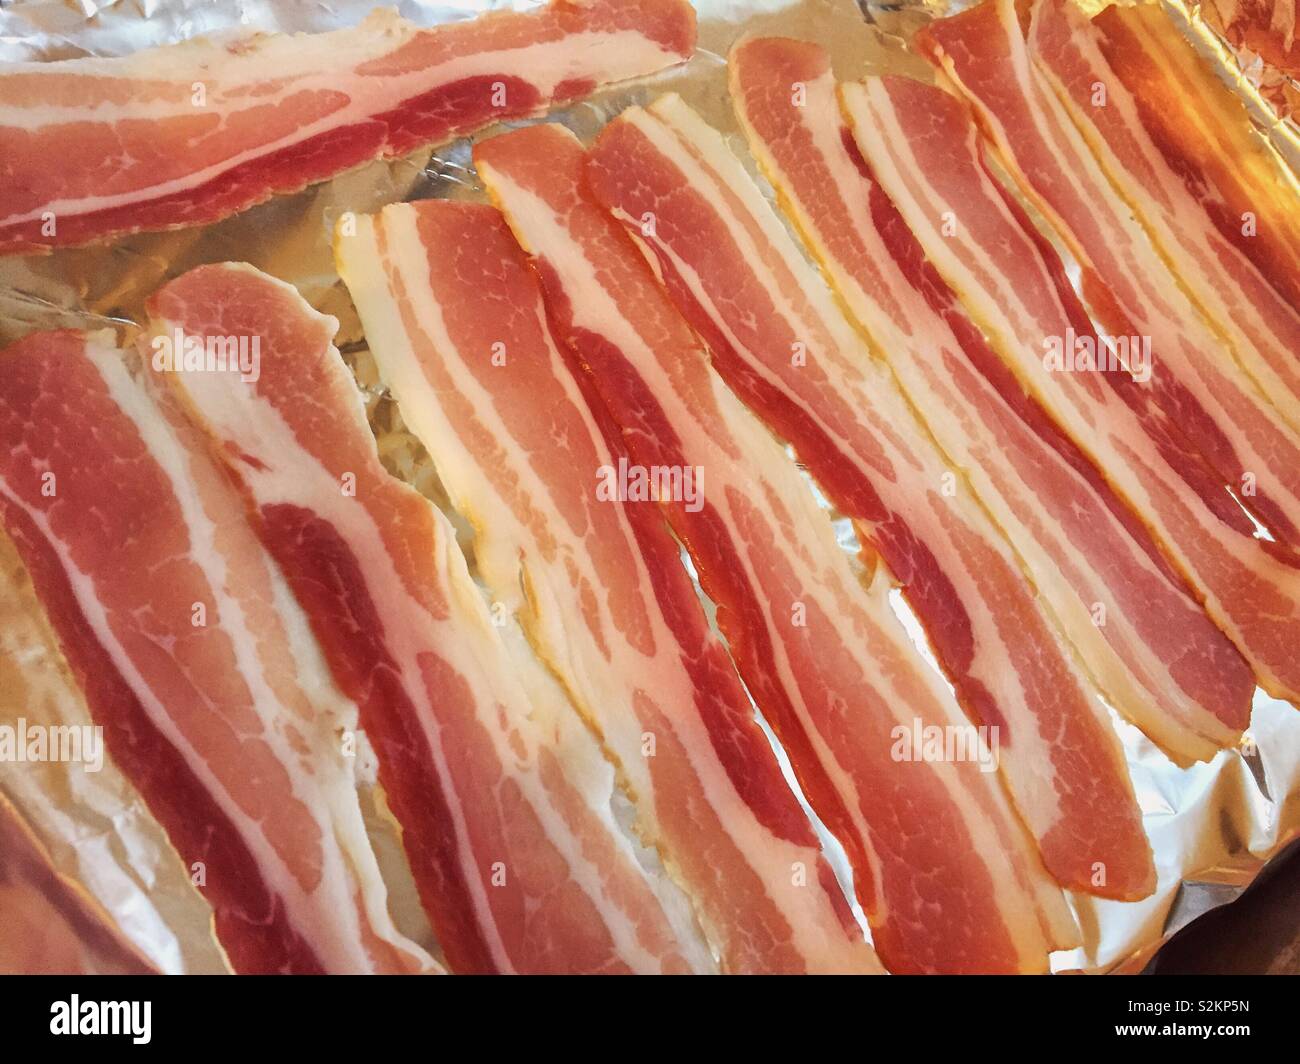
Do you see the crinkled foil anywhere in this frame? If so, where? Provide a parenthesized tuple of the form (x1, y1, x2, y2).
(0, 0, 1296, 975)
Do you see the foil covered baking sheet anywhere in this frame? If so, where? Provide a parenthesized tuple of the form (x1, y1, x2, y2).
(0, 0, 1296, 975)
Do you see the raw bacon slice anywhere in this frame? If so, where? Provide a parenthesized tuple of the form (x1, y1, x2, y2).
(1092, 2, 1300, 317)
(336, 197, 876, 975)
(917, 0, 1300, 553)
(1030, 0, 1300, 434)
(0, 0, 695, 255)
(476, 121, 1079, 973)
(146, 263, 709, 976)
(727, 36, 1252, 763)
(0, 329, 434, 975)
(587, 95, 1155, 902)
(841, 72, 1300, 704)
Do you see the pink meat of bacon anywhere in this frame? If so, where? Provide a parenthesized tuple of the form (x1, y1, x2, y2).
(840, 71, 1300, 704)
(0, 0, 695, 255)
(1092, 2, 1300, 321)
(146, 263, 709, 976)
(727, 35, 1252, 764)
(586, 95, 1155, 902)
(335, 197, 878, 974)
(916, 0, 1300, 553)
(475, 121, 1079, 973)
(0, 329, 434, 975)
(1029, 0, 1300, 434)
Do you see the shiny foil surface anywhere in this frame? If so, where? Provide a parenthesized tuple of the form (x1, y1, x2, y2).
(0, 0, 1295, 974)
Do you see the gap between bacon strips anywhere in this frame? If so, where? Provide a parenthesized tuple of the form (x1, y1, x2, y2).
(1028, 0, 1300, 433)
(839, 63, 1300, 705)
(726, 34, 1253, 765)
(473, 120, 1081, 974)
(334, 197, 881, 974)
(0, 0, 696, 254)
(145, 264, 715, 975)
(0, 329, 436, 974)
(915, 0, 1300, 555)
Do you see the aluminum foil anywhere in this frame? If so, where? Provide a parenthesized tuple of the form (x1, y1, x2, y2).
(0, 0, 1296, 975)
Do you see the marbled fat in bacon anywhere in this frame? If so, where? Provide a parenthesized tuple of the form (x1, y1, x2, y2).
(586, 96, 1154, 903)
(0, 0, 695, 254)
(917, 0, 1300, 553)
(0, 329, 435, 974)
(842, 72, 1300, 705)
(336, 196, 877, 974)
(146, 263, 710, 975)
(475, 121, 1079, 973)
(727, 35, 1253, 764)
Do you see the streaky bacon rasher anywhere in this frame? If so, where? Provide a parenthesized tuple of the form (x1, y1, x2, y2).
(0, 0, 696, 254)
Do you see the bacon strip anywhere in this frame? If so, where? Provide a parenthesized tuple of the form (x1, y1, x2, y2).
(146, 263, 709, 975)
(1093, 2, 1300, 316)
(587, 95, 1154, 903)
(335, 197, 876, 974)
(842, 72, 1300, 704)
(1029, 0, 1300, 434)
(917, 0, 1300, 553)
(0, 0, 695, 255)
(0, 329, 434, 975)
(727, 36, 1252, 763)
(476, 121, 1078, 973)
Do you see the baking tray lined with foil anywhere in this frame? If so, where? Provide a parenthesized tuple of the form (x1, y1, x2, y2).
(0, 0, 1295, 974)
